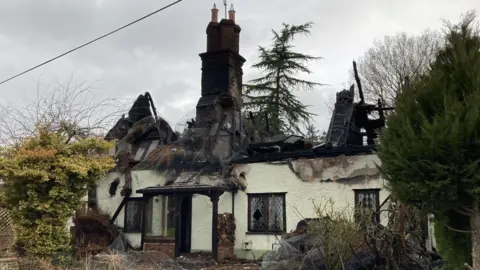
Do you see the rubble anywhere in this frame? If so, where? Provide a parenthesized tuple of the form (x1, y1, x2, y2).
(72, 210, 119, 256)
(87, 250, 261, 270)
(323, 61, 394, 148)
(177, 252, 217, 269)
(260, 218, 444, 270)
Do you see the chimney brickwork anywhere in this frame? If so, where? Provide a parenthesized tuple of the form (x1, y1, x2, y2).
(196, 5, 245, 159)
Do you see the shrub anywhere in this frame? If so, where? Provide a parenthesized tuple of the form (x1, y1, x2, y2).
(0, 125, 114, 259)
(434, 211, 472, 269)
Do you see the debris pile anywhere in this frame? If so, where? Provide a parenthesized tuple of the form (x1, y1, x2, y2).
(218, 213, 235, 245)
(260, 217, 443, 270)
(72, 210, 119, 256)
(176, 252, 217, 269)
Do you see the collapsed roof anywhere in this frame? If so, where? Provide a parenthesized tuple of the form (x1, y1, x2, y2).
(105, 79, 389, 174)
(103, 6, 392, 190)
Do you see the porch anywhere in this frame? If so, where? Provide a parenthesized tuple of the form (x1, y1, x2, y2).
(136, 185, 236, 262)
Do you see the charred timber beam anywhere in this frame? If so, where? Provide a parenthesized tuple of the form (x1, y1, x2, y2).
(211, 192, 221, 261)
(379, 195, 391, 209)
(231, 191, 235, 217)
(353, 61, 364, 104)
(110, 188, 132, 224)
(241, 145, 376, 163)
(248, 111, 256, 125)
(264, 111, 270, 133)
(174, 194, 183, 258)
(365, 107, 395, 111)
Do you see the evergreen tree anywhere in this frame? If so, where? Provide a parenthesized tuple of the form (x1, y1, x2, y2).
(244, 22, 323, 134)
(377, 12, 480, 268)
(305, 122, 325, 145)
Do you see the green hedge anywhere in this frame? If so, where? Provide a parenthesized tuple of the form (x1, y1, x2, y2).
(434, 211, 471, 269)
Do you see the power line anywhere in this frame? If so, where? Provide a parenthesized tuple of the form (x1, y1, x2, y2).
(0, 0, 183, 86)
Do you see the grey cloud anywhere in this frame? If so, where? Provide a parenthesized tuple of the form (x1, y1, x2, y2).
(0, 0, 478, 131)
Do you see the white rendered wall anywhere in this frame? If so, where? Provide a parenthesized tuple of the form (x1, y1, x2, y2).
(95, 170, 168, 247)
(94, 154, 389, 259)
(191, 192, 233, 252)
(231, 154, 388, 259)
(95, 170, 230, 249)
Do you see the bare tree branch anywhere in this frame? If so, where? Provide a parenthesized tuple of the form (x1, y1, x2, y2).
(352, 30, 441, 107)
(0, 75, 129, 145)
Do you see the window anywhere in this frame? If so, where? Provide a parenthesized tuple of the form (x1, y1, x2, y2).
(145, 195, 176, 237)
(354, 189, 380, 224)
(124, 198, 145, 232)
(133, 140, 160, 161)
(248, 193, 286, 233)
(87, 187, 97, 207)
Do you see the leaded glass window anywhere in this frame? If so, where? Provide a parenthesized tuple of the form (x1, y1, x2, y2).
(248, 193, 286, 232)
(124, 198, 145, 232)
(354, 189, 380, 224)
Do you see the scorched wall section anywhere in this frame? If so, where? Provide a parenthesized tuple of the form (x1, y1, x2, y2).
(230, 154, 389, 260)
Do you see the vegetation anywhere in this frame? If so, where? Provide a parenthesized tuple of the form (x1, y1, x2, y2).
(243, 22, 323, 134)
(434, 210, 472, 269)
(306, 199, 365, 269)
(353, 30, 440, 107)
(305, 122, 326, 145)
(0, 124, 114, 258)
(377, 12, 480, 268)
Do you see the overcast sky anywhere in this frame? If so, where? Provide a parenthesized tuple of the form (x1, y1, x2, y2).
(0, 0, 477, 133)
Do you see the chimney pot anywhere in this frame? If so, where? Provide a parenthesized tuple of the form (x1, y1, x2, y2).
(211, 4, 219, 23)
(228, 4, 235, 21)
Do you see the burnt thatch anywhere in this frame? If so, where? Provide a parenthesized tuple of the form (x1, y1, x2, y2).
(105, 93, 178, 143)
(105, 94, 152, 141)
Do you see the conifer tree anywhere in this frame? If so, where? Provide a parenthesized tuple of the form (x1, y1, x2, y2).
(244, 22, 323, 134)
(378, 12, 480, 268)
(305, 122, 325, 145)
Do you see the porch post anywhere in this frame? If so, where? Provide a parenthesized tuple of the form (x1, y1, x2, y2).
(210, 192, 220, 261)
(140, 194, 150, 251)
(174, 194, 182, 257)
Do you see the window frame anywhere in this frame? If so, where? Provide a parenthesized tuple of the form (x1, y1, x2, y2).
(165, 195, 176, 237)
(124, 197, 146, 233)
(144, 195, 176, 240)
(247, 192, 287, 234)
(87, 186, 97, 208)
(353, 188, 381, 224)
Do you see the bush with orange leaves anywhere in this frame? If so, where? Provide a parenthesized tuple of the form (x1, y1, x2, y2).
(0, 124, 115, 260)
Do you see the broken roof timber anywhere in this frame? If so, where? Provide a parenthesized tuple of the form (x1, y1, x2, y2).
(136, 184, 235, 196)
(234, 144, 376, 164)
(131, 144, 376, 174)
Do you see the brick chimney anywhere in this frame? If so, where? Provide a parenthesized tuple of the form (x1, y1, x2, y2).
(196, 4, 246, 159)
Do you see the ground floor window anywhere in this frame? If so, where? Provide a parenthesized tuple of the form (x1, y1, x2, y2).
(145, 195, 176, 237)
(354, 189, 380, 224)
(124, 198, 145, 232)
(87, 186, 97, 208)
(247, 193, 286, 233)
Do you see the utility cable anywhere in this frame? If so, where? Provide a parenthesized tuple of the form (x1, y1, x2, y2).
(0, 0, 183, 86)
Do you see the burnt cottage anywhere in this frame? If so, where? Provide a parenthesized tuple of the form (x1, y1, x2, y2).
(90, 5, 401, 262)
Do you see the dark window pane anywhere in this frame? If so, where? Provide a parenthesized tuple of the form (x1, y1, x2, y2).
(250, 196, 266, 230)
(145, 198, 153, 233)
(166, 196, 176, 237)
(248, 193, 286, 232)
(354, 189, 380, 224)
(268, 195, 284, 231)
(358, 192, 377, 211)
(125, 200, 143, 231)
